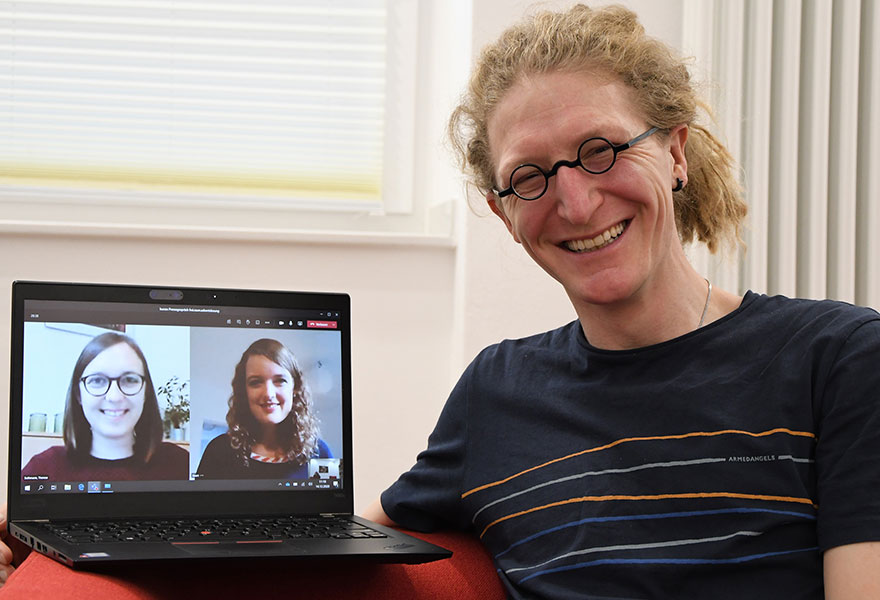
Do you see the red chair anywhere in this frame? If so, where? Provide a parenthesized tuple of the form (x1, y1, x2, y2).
(0, 529, 505, 599)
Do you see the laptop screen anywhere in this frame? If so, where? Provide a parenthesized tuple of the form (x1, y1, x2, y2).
(10, 282, 352, 517)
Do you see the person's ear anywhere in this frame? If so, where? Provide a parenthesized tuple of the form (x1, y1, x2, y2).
(486, 192, 521, 244)
(669, 124, 689, 187)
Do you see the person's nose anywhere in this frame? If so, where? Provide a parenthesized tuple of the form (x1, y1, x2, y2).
(263, 381, 277, 399)
(105, 381, 126, 402)
(551, 166, 604, 223)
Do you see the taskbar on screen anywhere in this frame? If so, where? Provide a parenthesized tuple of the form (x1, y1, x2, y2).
(20, 477, 342, 495)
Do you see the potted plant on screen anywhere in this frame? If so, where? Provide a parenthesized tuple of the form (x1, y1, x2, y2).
(158, 376, 190, 442)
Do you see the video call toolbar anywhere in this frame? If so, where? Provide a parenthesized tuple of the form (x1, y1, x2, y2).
(24, 300, 343, 330)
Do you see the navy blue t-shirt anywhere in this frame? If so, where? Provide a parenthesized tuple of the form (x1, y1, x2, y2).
(381, 292, 880, 599)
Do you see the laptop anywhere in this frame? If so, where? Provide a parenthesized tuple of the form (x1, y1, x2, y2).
(7, 280, 450, 568)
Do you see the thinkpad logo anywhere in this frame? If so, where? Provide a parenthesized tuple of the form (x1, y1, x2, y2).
(384, 543, 415, 551)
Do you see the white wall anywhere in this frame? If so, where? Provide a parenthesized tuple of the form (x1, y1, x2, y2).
(0, 1, 684, 512)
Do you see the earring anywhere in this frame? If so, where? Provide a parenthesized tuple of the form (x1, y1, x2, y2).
(672, 178, 684, 192)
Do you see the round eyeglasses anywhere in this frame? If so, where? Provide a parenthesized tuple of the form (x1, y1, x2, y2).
(80, 372, 146, 396)
(494, 127, 659, 201)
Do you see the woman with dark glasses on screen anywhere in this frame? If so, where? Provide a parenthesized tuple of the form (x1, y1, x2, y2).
(21, 332, 189, 482)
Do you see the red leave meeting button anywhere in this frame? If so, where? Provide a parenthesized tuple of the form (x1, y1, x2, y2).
(308, 320, 337, 329)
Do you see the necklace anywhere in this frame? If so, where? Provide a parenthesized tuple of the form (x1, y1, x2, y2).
(697, 279, 712, 328)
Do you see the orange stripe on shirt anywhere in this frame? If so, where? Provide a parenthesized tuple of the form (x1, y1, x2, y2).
(478, 492, 817, 538)
(462, 428, 816, 499)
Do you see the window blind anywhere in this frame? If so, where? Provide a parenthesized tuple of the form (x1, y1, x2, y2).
(682, 0, 880, 310)
(0, 0, 389, 211)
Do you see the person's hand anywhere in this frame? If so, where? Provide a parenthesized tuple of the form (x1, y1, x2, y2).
(0, 502, 17, 587)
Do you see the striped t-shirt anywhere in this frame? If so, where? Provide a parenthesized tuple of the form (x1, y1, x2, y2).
(382, 292, 880, 599)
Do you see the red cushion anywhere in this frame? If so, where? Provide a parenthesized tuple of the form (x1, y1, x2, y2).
(0, 530, 505, 599)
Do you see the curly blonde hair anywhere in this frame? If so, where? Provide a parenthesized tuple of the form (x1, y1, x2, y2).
(448, 4, 746, 253)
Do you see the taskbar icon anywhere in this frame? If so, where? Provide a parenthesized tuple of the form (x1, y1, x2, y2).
(22, 481, 113, 493)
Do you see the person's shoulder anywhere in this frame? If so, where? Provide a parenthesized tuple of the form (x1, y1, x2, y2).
(456, 321, 581, 389)
(729, 292, 880, 362)
(21, 445, 68, 478)
(38, 445, 68, 459)
(25, 445, 67, 466)
(743, 291, 879, 333)
(315, 438, 332, 458)
(474, 320, 580, 363)
(158, 442, 190, 457)
(202, 433, 232, 455)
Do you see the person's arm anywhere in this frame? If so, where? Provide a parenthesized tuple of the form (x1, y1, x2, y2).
(0, 503, 20, 587)
(362, 497, 398, 528)
(0, 537, 14, 586)
(813, 317, 880, 597)
(368, 353, 482, 534)
(824, 542, 880, 599)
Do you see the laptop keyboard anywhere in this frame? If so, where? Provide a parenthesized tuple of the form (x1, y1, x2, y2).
(46, 515, 389, 544)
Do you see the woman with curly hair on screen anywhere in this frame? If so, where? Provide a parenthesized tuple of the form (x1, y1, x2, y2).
(196, 338, 331, 480)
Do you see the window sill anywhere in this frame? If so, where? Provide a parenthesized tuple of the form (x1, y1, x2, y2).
(0, 218, 457, 249)
(0, 185, 457, 248)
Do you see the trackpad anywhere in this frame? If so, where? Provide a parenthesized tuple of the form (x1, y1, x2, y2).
(173, 541, 306, 556)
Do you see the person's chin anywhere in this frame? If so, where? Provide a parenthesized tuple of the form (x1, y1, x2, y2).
(256, 415, 285, 426)
(93, 428, 136, 444)
(562, 269, 640, 306)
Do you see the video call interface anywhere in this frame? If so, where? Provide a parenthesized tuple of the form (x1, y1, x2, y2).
(18, 299, 345, 496)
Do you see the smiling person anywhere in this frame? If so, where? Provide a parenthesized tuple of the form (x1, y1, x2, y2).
(196, 338, 331, 480)
(363, 4, 880, 599)
(21, 332, 190, 481)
